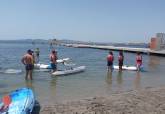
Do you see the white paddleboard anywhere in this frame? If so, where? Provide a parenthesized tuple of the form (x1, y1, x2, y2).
(113, 65, 137, 71)
(0, 69, 22, 74)
(34, 58, 70, 69)
(52, 66, 86, 76)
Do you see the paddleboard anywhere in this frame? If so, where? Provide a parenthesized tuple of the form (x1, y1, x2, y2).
(113, 65, 137, 71)
(0, 69, 22, 74)
(34, 58, 70, 69)
(0, 88, 35, 114)
(52, 66, 86, 76)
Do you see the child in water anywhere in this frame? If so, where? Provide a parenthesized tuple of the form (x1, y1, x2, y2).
(136, 52, 142, 71)
(118, 51, 124, 71)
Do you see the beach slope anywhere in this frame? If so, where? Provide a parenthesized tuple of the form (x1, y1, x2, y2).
(40, 86, 165, 114)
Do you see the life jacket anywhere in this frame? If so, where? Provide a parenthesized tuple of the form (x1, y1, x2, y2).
(136, 55, 142, 64)
(107, 54, 113, 62)
(136, 55, 142, 61)
(118, 55, 123, 62)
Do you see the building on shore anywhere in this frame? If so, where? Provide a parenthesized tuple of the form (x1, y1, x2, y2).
(150, 33, 165, 50)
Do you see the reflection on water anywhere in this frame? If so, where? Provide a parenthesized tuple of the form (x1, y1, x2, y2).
(49, 76, 57, 101)
(116, 71, 123, 91)
(50, 76, 57, 93)
(50, 76, 57, 87)
(106, 71, 123, 91)
(25, 80, 33, 89)
(25, 80, 35, 93)
(106, 71, 112, 86)
(134, 72, 141, 90)
(117, 71, 123, 85)
(106, 70, 142, 91)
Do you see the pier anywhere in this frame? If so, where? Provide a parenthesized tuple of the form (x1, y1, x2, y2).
(64, 44, 165, 57)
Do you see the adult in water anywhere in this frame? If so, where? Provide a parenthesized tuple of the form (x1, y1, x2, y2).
(136, 52, 142, 71)
(35, 48, 40, 63)
(49, 49, 58, 72)
(118, 51, 124, 71)
(107, 51, 114, 72)
(21, 49, 34, 80)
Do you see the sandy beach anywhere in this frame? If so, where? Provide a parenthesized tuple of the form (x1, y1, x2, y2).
(39, 86, 165, 114)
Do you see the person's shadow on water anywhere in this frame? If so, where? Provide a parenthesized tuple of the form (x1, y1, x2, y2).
(116, 71, 123, 91)
(134, 72, 141, 89)
(106, 71, 112, 86)
(117, 71, 123, 85)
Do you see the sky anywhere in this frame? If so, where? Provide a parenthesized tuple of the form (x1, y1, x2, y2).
(0, 0, 165, 43)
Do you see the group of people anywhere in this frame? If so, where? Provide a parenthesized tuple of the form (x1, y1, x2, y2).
(21, 48, 58, 80)
(21, 48, 142, 80)
(107, 51, 142, 72)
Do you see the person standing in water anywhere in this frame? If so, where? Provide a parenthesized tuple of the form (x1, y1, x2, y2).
(118, 51, 124, 71)
(136, 52, 142, 71)
(49, 49, 58, 72)
(107, 51, 114, 72)
(21, 49, 34, 80)
(35, 48, 40, 63)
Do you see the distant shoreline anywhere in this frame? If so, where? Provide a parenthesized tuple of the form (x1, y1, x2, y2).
(2, 40, 164, 56)
(0, 39, 148, 47)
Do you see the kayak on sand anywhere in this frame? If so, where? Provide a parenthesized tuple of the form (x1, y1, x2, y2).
(0, 88, 35, 114)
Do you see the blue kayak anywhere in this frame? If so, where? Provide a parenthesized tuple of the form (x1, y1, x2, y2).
(0, 88, 35, 114)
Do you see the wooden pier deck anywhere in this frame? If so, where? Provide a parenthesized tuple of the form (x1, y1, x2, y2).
(64, 44, 165, 56)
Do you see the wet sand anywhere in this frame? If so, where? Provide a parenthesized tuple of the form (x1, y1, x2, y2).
(39, 86, 165, 114)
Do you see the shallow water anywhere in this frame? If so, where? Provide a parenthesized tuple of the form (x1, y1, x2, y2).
(0, 42, 165, 105)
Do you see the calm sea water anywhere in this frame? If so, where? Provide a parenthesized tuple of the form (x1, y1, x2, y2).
(0, 42, 165, 105)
